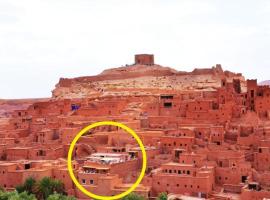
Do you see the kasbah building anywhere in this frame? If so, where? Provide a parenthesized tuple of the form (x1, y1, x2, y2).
(1, 54, 270, 200)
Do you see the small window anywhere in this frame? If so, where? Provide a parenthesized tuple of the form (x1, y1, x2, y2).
(25, 164, 30, 170)
(90, 180, 94, 184)
(82, 179, 86, 184)
(161, 95, 173, 99)
(222, 81, 226, 86)
(251, 90, 254, 98)
(164, 102, 172, 108)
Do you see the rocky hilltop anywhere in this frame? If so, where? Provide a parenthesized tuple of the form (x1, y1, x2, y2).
(52, 54, 245, 99)
(259, 80, 270, 86)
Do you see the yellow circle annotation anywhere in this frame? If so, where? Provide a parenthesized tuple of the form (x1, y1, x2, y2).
(67, 121, 147, 200)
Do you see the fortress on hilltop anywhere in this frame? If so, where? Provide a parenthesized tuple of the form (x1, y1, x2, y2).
(135, 54, 155, 65)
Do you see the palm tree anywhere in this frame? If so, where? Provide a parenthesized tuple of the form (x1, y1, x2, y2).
(51, 179, 65, 195)
(15, 177, 71, 200)
(156, 193, 167, 200)
(16, 177, 36, 195)
(36, 177, 66, 200)
(37, 177, 54, 200)
(15, 184, 25, 194)
(24, 177, 36, 194)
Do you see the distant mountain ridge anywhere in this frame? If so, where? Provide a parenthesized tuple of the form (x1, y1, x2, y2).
(259, 80, 270, 86)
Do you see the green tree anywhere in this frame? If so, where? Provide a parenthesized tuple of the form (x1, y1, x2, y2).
(47, 193, 76, 200)
(37, 177, 51, 199)
(16, 177, 36, 194)
(16, 192, 37, 200)
(156, 192, 167, 200)
(50, 180, 65, 195)
(36, 177, 65, 200)
(24, 177, 36, 194)
(15, 185, 25, 194)
(122, 193, 145, 200)
(15, 177, 67, 200)
(0, 190, 36, 200)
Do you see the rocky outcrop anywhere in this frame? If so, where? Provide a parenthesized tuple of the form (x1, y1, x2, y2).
(52, 63, 245, 99)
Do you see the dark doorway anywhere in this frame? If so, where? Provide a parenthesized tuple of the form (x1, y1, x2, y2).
(242, 176, 247, 183)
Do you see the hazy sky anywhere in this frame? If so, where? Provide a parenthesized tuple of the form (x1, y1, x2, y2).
(1, 0, 270, 99)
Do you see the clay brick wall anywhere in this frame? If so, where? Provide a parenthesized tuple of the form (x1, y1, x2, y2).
(254, 147, 270, 171)
(6, 148, 30, 160)
(152, 172, 213, 197)
(160, 136, 194, 153)
(241, 187, 270, 200)
(135, 54, 154, 65)
(179, 153, 206, 167)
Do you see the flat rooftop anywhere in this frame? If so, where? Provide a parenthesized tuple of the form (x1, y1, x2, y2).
(86, 153, 131, 164)
(168, 194, 205, 200)
(89, 153, 127, 157)
(164, 162, 194, 167)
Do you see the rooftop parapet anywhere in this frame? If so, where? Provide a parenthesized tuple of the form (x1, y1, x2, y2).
(85, 153, 131, 165)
